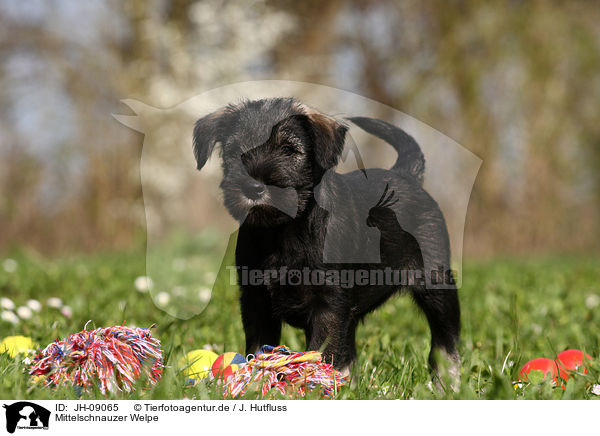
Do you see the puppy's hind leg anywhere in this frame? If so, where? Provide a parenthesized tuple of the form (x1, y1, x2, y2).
(411, 287, 461, 392)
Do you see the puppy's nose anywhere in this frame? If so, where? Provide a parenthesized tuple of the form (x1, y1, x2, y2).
(241, 180, 266, 200)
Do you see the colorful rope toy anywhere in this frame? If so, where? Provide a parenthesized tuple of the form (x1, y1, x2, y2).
(29, 323, 163, 394)
(225, 345, 347, 398)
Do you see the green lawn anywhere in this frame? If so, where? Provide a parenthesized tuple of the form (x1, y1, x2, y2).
(1, 235, 599, 399)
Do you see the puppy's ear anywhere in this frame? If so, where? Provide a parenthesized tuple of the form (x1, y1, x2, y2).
(307, 113, 348, 169)
(193, 109, 226, 170)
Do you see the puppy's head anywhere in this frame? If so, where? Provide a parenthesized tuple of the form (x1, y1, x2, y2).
(193, 98, 347, 227)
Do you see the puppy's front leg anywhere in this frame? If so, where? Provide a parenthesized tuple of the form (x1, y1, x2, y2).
(305, 307, 357, 372)
(240, 286, 281, 356)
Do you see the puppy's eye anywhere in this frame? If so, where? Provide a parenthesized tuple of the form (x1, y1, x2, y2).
(281, 143, 298, 155)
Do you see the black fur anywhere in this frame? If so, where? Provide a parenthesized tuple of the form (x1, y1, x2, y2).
(193, 98, 460, 374)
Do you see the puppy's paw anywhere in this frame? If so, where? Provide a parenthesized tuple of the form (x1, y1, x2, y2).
(431, 350, 461, 394)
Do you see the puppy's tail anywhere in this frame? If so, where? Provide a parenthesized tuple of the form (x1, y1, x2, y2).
(347, 116, 425, 184)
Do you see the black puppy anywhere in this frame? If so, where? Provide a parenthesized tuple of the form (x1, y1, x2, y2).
(193, 98, 460, 378)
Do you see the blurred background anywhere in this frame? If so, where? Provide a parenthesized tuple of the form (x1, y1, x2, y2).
(1, 0, 599, 258)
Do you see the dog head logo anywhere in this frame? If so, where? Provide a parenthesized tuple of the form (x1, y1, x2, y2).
(113, 81, 481, 319)
(3, 402, 50, 433)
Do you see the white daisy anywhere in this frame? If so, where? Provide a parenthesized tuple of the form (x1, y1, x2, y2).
(26, 299, 42, 312)
(0, 297, 15, 311)
(61, 306, 73, 318)
(2, 258, 17, 273)
(134, 276, 153, 293)
(46, 297, 63, 308)
(1, 310, 19, 324)
(156, 292, 170, 307)
(198, 287, 212, 303)
(16, 306, 33, 320)
(585, 294, 600, 309)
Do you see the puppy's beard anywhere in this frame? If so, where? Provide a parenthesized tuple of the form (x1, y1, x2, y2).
(225, 185, 299, 227)
(265, 185, 298, 217)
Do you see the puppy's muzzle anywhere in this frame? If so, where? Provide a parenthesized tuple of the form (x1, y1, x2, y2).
(239, 148, 267, 200)
(241, 179, 266, 200)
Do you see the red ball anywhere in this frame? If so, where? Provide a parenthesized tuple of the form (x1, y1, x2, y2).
(555, 349, 592, 381)
(211, 352, 244, 381)
(519, 358, 559, 384)
(218, 364, 238, 380)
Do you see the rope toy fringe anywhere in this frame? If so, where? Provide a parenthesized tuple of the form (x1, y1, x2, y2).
(29, 323, 163, 394)
(225, 345, 347, 398)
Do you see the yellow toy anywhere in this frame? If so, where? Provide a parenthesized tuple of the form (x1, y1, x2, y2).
(0, 336, 35, 358)
(180, 349, 218, 381)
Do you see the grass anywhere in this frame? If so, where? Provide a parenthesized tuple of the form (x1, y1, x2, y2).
(1, 233, 600, 400)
